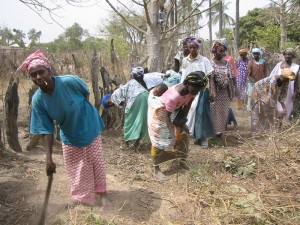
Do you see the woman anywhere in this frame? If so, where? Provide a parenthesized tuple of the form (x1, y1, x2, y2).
(17, 50, 108, 207)
(103, 67, 149, 150)
(236, 49, 249, 109)
(251, 68, 295, 134)
(180, 37, 215, 148)
(246, 48, 267, 111)
(173, 37, 191, 73)
(269, 48, 299, 120)
(148, 71, 208, 180)
(210, 40, 235, 138)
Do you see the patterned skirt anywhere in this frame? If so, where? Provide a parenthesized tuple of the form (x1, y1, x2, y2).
(211, 88, 231, 134)
(62, 134, 106, 205)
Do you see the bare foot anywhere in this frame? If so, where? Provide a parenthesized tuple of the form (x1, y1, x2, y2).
(97, 193, 112, 209)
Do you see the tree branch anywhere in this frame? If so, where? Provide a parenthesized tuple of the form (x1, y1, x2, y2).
(131, 0, 143, 7)
(142, 0, 152, 25)
(104, 0, 146, 34)
(116, 0, 146, 22)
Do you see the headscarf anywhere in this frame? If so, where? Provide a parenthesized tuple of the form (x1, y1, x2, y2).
(251, 48, 263, 55)
(17, 50, 51, 72)
(188, 37, 200, 48)
(183, 71, 208, 88)
(281, 68, 296, 80)
(282, 48, 296, 57)
(211, 40, 225, 53)
(130, 67, 144, 77)
(219, 38, 229, 50)
(101, 94, 111, 109)
(239, 49, 248, 54)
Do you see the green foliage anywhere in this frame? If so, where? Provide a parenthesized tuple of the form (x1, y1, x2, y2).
(255, 24, 280, 52)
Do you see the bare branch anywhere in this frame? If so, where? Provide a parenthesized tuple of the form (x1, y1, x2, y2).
(163, 0, 176, 31)
(162, 0, 211, 35)
(270, 0, 280, 6)
(116, 0, 146, 22)
(131, 0, 143, 7)
(142, 0, 152, 25)
(104, 0, 146, 34)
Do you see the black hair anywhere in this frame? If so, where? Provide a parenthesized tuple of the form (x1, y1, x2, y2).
(183, 71, 208, 88)
(156, 83, 168, 93)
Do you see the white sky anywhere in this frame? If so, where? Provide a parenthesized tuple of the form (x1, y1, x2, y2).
(0, 0, 270, 44)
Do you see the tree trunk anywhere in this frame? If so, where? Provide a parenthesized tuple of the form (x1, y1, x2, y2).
(0, 124, 3, 151)
(110, 39, 116, 76)
(279, 0, 287, 49)
(233, 0, 240, 58)
(147, 0, 164, 72)
(90, 48, 101, 111)
(5, 77, 22, 152)
(209, 0, 212, 47)
(219, 0, 223, 38)
(71, 53, 81, 75)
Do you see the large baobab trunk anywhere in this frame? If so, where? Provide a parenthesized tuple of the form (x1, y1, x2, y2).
(147, 0, 164, 72)
(5, 77, 22, 152)
(0, 124, 3, 151)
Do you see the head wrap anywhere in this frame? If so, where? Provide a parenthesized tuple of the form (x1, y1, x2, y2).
(219, 38, 229, 50)
(17, 50, 51, 72)
(251, 48, 263, 55)
(282, 48, 296, 57)
(101, 94, 111, 109)
(188, 37, 200, 48)
(239, 49, 248, 54)
(281, 68, 295, 80)
(183, 71, 208, 88)
(212, 40, 225, 53)
(130, 67, 144, 77)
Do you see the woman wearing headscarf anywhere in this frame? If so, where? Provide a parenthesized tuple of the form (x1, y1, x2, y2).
(246, 48, 267, 111)
(17, 50, 108, 208)
(210, 40, 235, 139)
(180, 37, 215, 148)
(236, 49, 249, 109)
(149, 71, 208, 180)
(102, 67, 149, 150)
(268, 48, 299, 120)
(251, 68, 295, 135)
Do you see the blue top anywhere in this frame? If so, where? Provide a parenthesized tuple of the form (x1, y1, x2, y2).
(30, 75, 105, 147)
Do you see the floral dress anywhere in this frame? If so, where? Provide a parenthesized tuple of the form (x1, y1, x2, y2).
(236, 57, 249, 100)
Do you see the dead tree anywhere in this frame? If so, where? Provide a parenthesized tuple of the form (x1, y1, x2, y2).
(5, 77, 22, 152)
(90, 49, 101, 111)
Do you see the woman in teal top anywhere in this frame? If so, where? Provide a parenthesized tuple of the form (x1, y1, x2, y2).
(17, 50, 109, 208)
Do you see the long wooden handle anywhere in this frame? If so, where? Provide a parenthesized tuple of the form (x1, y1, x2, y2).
(37, 175, 53, 225)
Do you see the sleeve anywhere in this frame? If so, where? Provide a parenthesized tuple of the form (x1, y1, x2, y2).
(67, 75, 90, 98)
(204, 58, 214, 76)
(110, 83, 127, 107)
(30, 98, 54, 134)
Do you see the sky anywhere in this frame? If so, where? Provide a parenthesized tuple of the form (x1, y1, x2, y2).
(0, 0, 270, 44)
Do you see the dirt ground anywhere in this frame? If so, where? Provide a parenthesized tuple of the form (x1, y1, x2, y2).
(1, 79, 300, 225)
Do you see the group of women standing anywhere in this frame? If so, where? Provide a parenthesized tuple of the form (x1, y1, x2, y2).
(19, 40, 299, 207)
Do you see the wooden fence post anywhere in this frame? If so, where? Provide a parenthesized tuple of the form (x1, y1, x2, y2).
(5, 77, 22, 152)
(90, 49, 101, 111)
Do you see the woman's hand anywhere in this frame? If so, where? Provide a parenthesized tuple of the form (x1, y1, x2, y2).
(46, 159, 56, 176)
(209, 92, 215, 103)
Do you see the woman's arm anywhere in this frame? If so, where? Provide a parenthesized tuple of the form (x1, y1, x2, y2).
(43, 134, 56, 176)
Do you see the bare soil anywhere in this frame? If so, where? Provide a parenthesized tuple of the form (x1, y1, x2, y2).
(1, 79, 300, 225)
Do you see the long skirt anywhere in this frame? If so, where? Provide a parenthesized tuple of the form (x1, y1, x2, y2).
(246, 81, 255, 111)
(211, 88, 231, 134)
(151, 128, 189, 166)
(124, 92, 149, 142)
(62, 134, 106, 205)
(193, 89, 215, 140)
